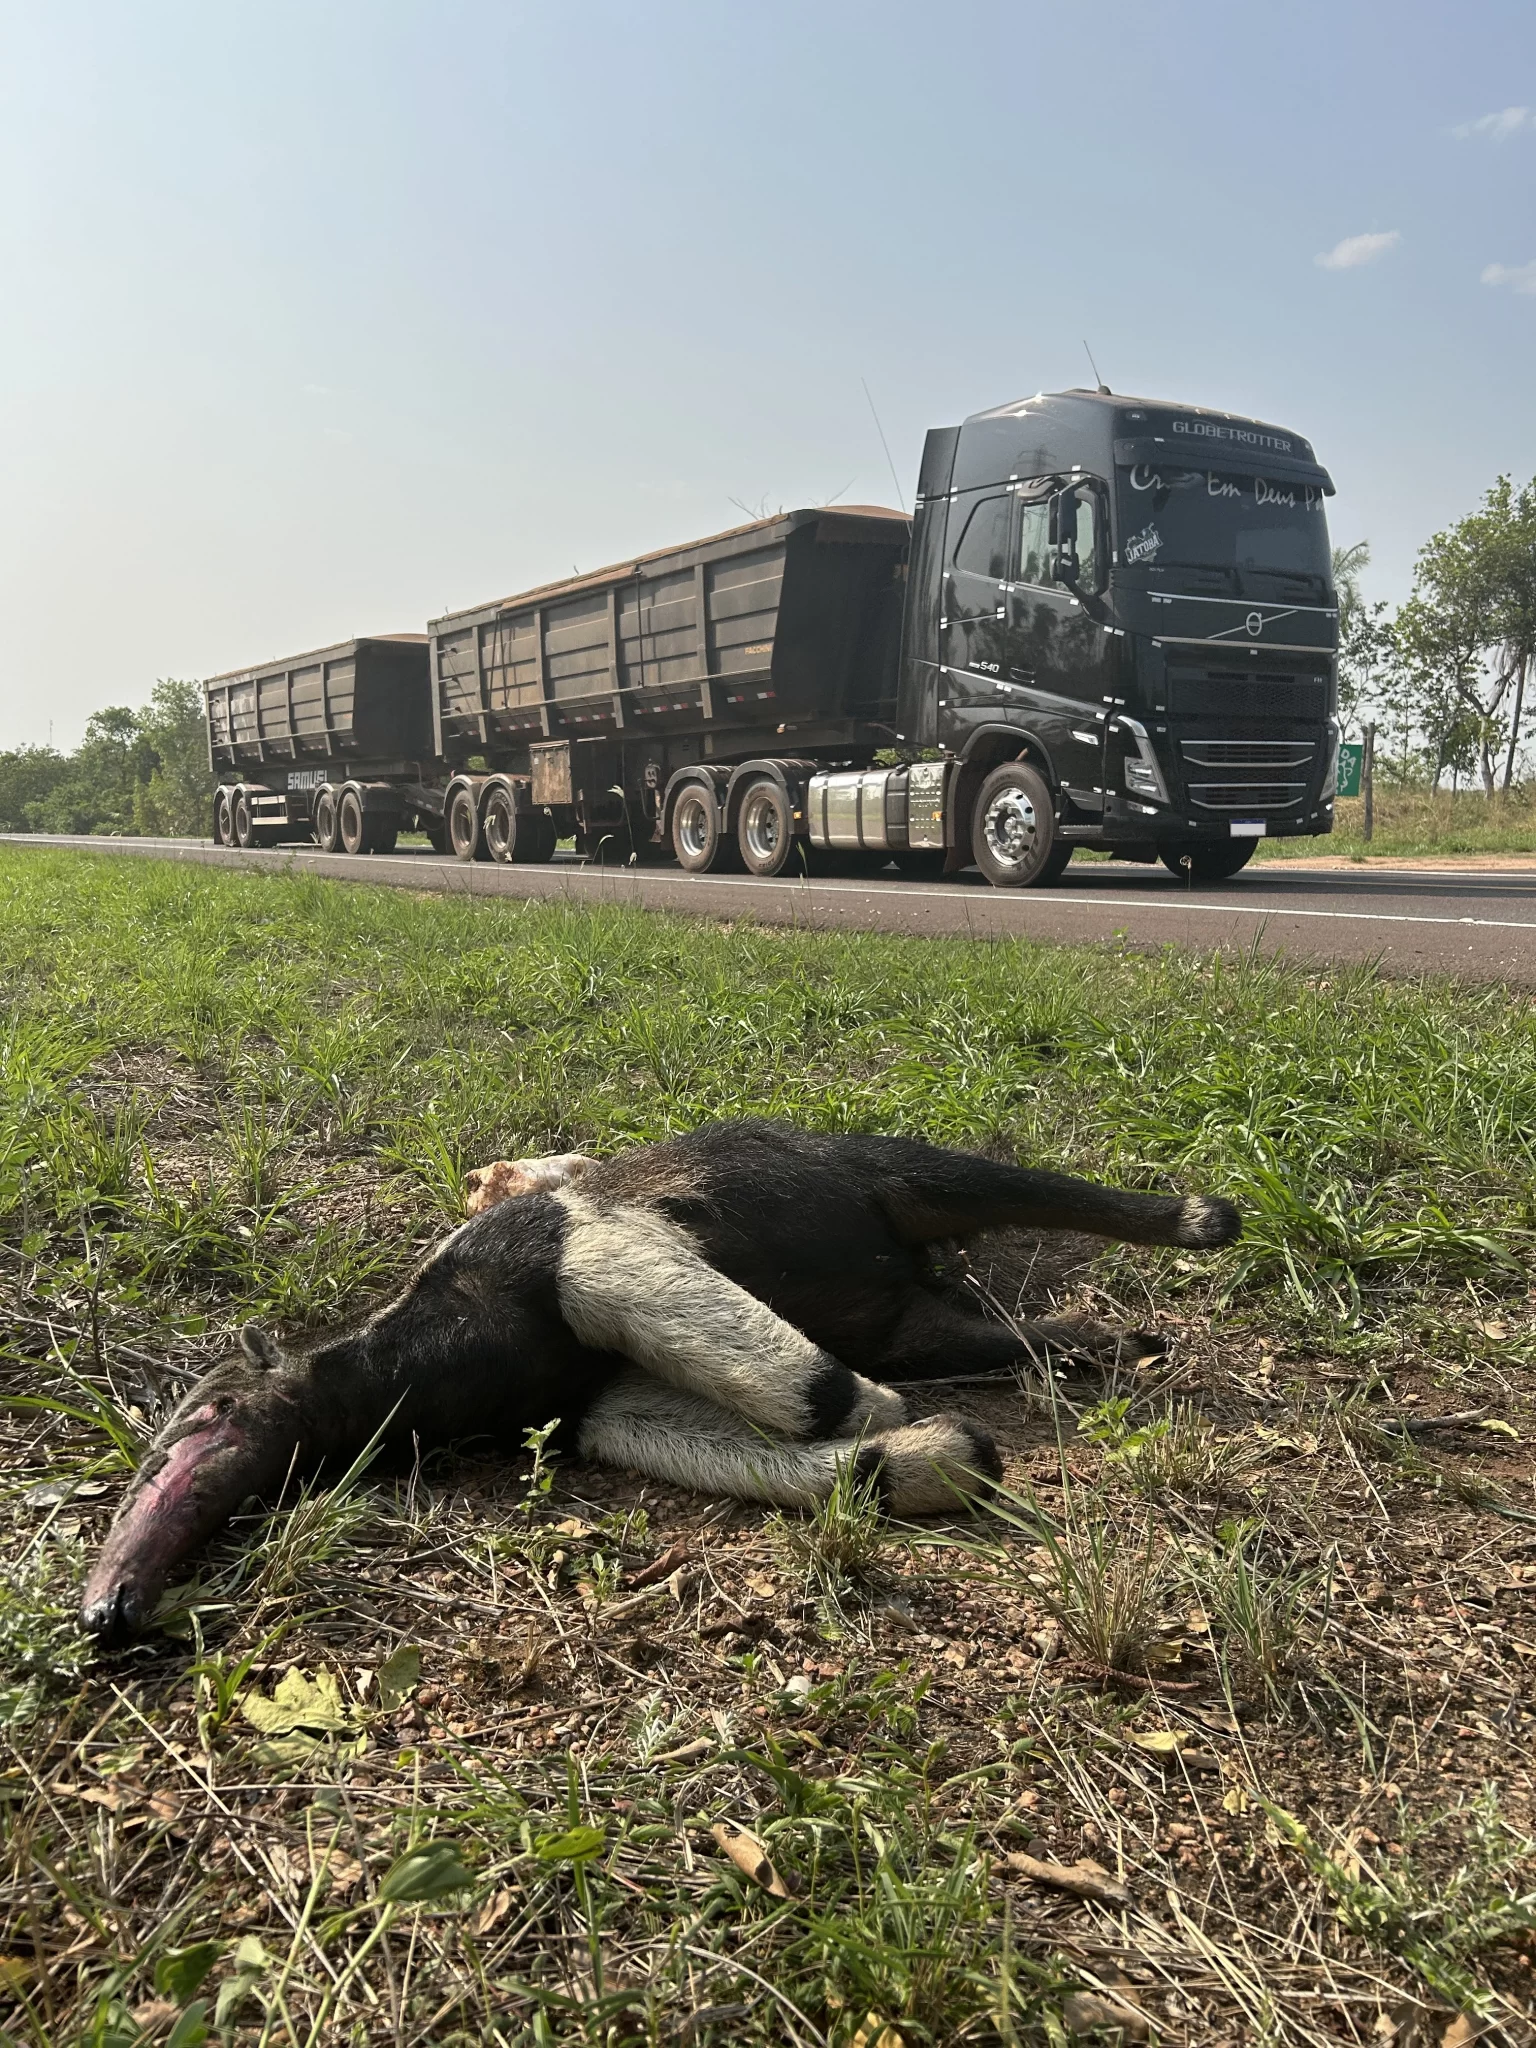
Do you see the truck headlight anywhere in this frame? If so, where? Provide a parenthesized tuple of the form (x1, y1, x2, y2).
(1117, 718, 1169, 805)
(1124, 756, 1162, 800)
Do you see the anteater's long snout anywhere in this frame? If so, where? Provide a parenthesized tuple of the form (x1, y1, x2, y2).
(81, 1374, 300, 1644)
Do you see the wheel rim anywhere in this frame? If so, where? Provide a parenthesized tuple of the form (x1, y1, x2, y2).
(315, 792, 336, 846)
(982, 787, 1038, 869)
(741, 788, 782, 864)
(676, 795, 711, 860)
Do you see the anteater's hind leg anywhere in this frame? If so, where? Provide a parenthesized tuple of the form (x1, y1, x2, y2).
(577, 1370, 999, 1515)
(836, 1134, 1240, 1250)
(873, 1289, 1162, 1386)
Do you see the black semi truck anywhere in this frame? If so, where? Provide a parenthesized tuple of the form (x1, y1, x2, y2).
(206, 386, 1341, 886)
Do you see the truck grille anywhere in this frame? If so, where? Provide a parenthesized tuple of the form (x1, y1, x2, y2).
(1180, 738, 1315, 813)
(1167, 670, 1329, 721)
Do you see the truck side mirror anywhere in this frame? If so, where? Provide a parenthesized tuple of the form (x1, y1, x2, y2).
(1047, 491, 1070, 546)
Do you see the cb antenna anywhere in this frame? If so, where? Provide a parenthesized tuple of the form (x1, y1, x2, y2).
(1082, 340, 1110, 395)
(861, 375, 910, 519)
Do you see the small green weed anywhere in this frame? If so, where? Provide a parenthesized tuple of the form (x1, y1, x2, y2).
(1269, 1787, 1536, 2014)
(770, 1453, 889, 1611)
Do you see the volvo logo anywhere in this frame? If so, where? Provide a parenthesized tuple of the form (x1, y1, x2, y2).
(1246, 610, 1264, 637)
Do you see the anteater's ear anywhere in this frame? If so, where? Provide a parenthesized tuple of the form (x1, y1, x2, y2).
(239, 1322, 284, 1370)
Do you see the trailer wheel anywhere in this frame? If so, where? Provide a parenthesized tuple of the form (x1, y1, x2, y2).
(232, 790, 257, 848)
(313, 787, 341, 852)
(447, 784, 488, 861)
(1159, 841, 1256, 883)
(671, 783, 728, 872)
(338, 788, 369, 855)
(736, 779, 796, 876)
(213, 789, 234, 845)
(971, 763, 1071, 888)
(515, 810, 557, 864)
(482, 783, 521, 862)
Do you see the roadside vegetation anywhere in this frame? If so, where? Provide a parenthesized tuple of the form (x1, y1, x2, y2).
(1, 845, 1533, 2045)
(0, 681, 207, 838)
(1255, 785, 1536, 861)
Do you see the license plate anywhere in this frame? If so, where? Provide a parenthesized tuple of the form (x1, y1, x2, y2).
(1230, 821, 1267, 838)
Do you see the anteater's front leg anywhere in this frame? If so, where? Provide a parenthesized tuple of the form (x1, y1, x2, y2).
(578, 1370, 998, 1515)
(553, 1190, 907, 1441)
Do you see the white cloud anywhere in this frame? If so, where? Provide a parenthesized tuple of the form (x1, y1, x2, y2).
(1315, 230, 1401, 271)
(1452, 106, 1532, 141)
(1481, 259, 1536, 295)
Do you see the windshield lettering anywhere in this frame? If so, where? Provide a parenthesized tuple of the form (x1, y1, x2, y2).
(1116, 465, 1331, 595)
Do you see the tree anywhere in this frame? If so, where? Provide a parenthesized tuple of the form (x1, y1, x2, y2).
(0, 681, 211, 836)
(1393, 475, 1536, 793)
(133, 680, 212, 835)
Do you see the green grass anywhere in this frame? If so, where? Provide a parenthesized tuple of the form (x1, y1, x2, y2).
(1, 844, 1534, 2044)
(1255, 784, 1536, 860)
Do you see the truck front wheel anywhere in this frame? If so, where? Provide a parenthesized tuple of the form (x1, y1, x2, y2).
(972, 763, 1072, 887)
(671, 784, 727, 872)
(736, 779, 797, 876)
(1159, 841, 1256, 883)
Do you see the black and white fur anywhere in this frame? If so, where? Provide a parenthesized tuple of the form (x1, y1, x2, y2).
(81, 1121, 1240, 1640)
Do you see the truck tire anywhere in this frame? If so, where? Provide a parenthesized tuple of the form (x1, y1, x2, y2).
(447, 784, 488, 862)
(313, 787, 341, 852)
(339, 787, 368, 855)
(232, 790, 257, 848)
(736, 778, 797, 876)
(515, 810, 557, 864)
(972, 762, 1072, 888)
(213, 789, 233, 845)
(422, 819, 448, 854)
(671, 782, 729, 873)
(1159, 841, 1256, 883)
(482, 783, 519, 862)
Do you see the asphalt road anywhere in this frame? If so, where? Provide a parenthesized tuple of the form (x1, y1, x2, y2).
(7, 833, 1536, 983)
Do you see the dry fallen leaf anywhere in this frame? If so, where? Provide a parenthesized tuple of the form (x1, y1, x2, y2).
(1127, 1728, 1187, 1756)
(1440, 2015, 1488, 2047)
(1062, 1988, 1148, 2040)
(851, 2017, 906, 2048)
(474, 1888, 516, 1937)
(1004, 1851, 1131, 1907)
(711, 1820, 796, 1898)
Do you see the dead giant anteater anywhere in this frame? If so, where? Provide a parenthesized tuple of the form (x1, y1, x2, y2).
(81, 1120, 1240, 1641)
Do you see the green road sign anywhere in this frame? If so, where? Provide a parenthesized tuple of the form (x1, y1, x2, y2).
(1336, 741, 1363, 799)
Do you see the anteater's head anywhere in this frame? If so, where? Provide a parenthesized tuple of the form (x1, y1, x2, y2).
(81, 1324, 306, 1646)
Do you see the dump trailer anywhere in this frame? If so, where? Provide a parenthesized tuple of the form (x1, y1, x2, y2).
(206, 635, 438, 852)
(207, 386, 1342, 885)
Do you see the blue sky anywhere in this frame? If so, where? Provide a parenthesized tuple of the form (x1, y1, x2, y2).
(2, 0, 1532, 747)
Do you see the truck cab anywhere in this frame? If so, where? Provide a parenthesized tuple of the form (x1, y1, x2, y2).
(898, 388, 1339, 883)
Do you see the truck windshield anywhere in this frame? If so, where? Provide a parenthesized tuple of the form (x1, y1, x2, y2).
(1116, 464, 1331, 598)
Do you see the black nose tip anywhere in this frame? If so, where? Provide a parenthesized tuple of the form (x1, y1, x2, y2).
(81, 1581, 132, 1647)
